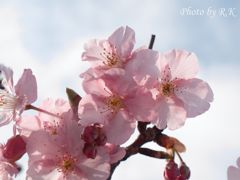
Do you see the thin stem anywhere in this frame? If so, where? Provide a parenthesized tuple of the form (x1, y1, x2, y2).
(25, 104, 62, 119)
(148, 34, 156, 49)
(175, 149, 184, 163)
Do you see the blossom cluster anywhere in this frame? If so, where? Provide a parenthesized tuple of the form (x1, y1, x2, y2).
(0, 26, 213, 180)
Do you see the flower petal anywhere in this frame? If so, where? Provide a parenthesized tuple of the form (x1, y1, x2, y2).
(78, 94, 107, 126)
(125, 87, 156, 122)
(162, 49, 199, 80)
(101, 68, 137, 96)
(108, 26, 135, 60)
(15, 69, 37, 104)
(175, 78, 213, 117)
(153, 97, 186, 130)
(126, 49, 159, 87)
(104, 111, 136, 145)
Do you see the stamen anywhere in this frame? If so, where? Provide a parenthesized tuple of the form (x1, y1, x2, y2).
(43, 120, 60, 135)
(56, 153, 77, 175)
(104, 95, 123, 113)
(100, 46, 122, 68)
(159, 82, 175, 97)
(0, 90, 17, 111)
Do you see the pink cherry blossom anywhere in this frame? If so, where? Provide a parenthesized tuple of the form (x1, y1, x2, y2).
(17, 98, 70, 136)
(26, 99, 110, 180)
(228, 157, 240, 180)
(82, 26, 135, 69)
(148, 49, 213, 130)
(0, 144, 20, 180)
(0, 64, 37, 126)
(79, 68, 156, 144)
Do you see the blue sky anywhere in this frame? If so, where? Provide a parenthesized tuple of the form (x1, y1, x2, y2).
(0, 0, 239, 179)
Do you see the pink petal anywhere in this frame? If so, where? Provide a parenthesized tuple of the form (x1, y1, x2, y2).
(82, 73, 109, 97)
(108, 26, 135, 60)
(78, 94, 107, 126)
(0, 112, 13, 127)
(37, 98, 70, 125)
(28, 159, 56, 174)
(126, 49, 159, 87)
(16, 115, 41, 136)
(125, 87, 156, 122)
(82, 39, 106, 63)
(0, 161, 19, 179)
(106, 144, 126, 164)
(153, 97, 187, 130)
(80, 147, 110, 180)
(15, 69, 37, 104)
(228, 166, 240, 180)
(104, 111, 136, 145)
(26, 130, 59, 159)
(175, 78, 213, 117)
(101, 68, 137, 96)
(162, 49, 199, 80)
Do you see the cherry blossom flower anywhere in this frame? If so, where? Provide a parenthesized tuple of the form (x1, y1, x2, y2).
(82, 26, 135, 69)
(148, 49, 213, 130)
(228, 157, 240, 180)
(26, 99, 110, 180)
(16, 98, 69, 136)
(79, 68, 156, 145)
(80, 26, 159, 90)
(0, 64, 37, 127)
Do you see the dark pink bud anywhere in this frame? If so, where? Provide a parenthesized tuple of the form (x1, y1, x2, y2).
(83, 143, 97, 159)
(179, 162, 190, 179)
(3, 135, 26, 162)
(164, 160, 180, 180)
(82, 123, 107, 146)
(82, 126, 96, 144)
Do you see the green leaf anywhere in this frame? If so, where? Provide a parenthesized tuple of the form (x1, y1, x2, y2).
(66, 88, 82, 114)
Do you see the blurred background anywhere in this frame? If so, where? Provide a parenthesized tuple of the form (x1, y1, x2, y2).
(0, 0, 239, 179)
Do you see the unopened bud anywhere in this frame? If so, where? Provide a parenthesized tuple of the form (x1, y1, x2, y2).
(179, 162, 191, 179)
(3, 135, 26, 162)
(83, 143, 97, 159)
(164, 160, 180, 180)
(82, 123, 107, 146)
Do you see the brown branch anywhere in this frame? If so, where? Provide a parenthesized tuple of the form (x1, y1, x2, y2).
(138, 148, 171, 159)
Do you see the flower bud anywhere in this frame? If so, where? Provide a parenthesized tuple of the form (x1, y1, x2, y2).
(83, 143, 97, 159)
(3, 135, 26, 162)
(82, 123, 107, 146)
(164, 160, 180, 180)
(179, 162, 191, 179)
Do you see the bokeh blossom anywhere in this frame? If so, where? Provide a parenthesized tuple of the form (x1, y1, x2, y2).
(228, 157, 240, 180)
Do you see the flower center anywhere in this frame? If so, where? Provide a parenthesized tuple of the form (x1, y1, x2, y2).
(57, 154, 77, 175)
(43, 120, 60, 135)
(100, 46, 122, 68)
(159, 82, 175, 97)
(105, 95, 123, 113)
